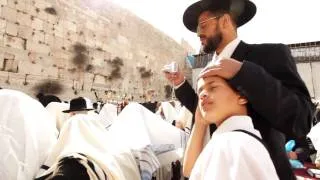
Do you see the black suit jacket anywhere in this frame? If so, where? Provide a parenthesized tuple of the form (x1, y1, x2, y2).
(175, 41, 315, 180)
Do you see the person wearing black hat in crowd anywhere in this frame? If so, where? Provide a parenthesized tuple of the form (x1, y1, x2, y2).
(62, 97, 94, 116)
(164, 0, 314, 179)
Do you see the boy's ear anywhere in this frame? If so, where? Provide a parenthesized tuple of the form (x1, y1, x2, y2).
(238, 96, 248, 105)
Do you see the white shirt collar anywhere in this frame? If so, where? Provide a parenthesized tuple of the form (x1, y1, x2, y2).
(212, 38, 241, 62)
(213, 115, 255, 135)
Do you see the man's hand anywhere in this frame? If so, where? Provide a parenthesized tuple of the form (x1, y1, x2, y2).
(198, 58, 243, 79)
(164, 71, 185, 86)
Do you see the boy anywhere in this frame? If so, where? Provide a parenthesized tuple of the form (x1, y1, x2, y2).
(184, 76, 279, 179)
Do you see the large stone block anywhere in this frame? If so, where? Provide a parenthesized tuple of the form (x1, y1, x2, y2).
(53, 23, 63, 37)
(3, 51, 14, 59)
(0, 19, 5, 34)
(43, 66, 58, 78)
(17, 11, 32, 26)
(33, 0, 50, 9)
(64, 20, 77, 32)
(52, 37, 64, 50)
(0, 33, 3, 47)
(4, 34, 26, 50)
(15, 1, 27, 12)
(5, 22, 18, 36)
(0, 0, 7, 6)
(85, 20, 95, 31)
(32, 30, 45, 43)
(47, 14, 59, 24)
(26, 40, 50, 54)
(53, 58, 67, 68)
(1, 6, 17, 22)
(19, 60, 43, 75)
(18, 25, 33, 40)
(43, 21, 54, 35)
(31, 17, 43, 31)
(44, 33, 54, 46)
(6, 0, 15, 9)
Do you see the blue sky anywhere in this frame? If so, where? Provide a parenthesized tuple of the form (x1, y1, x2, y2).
(110, 0, 320, 51)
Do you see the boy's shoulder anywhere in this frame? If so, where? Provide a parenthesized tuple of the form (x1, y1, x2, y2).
(209, 130, 263, 150)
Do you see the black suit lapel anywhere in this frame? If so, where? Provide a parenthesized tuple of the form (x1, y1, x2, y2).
(231, 41, 250, 62)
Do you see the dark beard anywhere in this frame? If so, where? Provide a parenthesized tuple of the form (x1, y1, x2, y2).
(203, 32, 222, 53)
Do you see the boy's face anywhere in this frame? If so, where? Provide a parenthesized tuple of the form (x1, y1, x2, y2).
(197, 76, 247, 126)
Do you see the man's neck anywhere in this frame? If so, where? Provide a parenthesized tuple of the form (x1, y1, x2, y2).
(216, 35, 238, 55)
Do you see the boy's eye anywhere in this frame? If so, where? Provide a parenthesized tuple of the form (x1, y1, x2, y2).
(208, 86, 216, 91)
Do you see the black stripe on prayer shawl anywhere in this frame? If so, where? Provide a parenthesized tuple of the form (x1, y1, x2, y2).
(87, 158, 100, 179)
(41, 165, 50, 170)
(75, 153, 108, 180)
(34, 172, 53, 180)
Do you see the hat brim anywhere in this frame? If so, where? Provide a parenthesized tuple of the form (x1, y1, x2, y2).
(183, 0, 256, 32)
(62, 108, 94, 113)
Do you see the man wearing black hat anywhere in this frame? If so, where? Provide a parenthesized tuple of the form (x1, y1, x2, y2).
(63, 97, 94, 116)
(164, 0, 315, 179)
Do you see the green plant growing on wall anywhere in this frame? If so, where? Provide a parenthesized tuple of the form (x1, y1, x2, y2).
(107, 57, 124, 80)
(33, 80, 64, 94)
(72, 43, 89, 69)
(138, 67, 153, 79)
(44, 7, 57, 15)
(85, 64, 94, 73)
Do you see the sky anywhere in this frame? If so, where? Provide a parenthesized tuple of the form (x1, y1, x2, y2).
(110, 0, 320, 52)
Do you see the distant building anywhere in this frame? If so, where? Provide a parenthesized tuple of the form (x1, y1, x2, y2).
(289, 41, 320, 100)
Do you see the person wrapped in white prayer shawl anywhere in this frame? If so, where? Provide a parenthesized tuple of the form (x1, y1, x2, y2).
(0, 89, 57, 180)
(108, 102, 189, 179)
(184, 76, 279, 180)
(98, 103, 118, 128)
(46, 102, 70, 131)
(308, 121, 320, 167)
(36, 114, 141, 180)
(156, 101, 179, 123)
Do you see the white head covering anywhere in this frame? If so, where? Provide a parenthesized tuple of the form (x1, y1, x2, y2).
(0, 89, 57, 180)
(108, 102, 188, 150)
(160, 101, 179, 123)
(108, 103, 188, 167)
(308, 122, 320, 151)
(46, 102, 70, 131)
(99, 103, 118, 128)
(176, 106, 193, 133)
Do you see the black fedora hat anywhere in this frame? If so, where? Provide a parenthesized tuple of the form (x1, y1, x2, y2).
(183, 0, 256, 32)
(62, 97, 94, 113)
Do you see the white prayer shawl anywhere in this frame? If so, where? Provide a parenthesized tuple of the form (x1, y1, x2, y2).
(0, 89, 57, 180)
(108, 103, 188, 165)
(36, 114, 140, 180)
(45, 102, 70, 131)
(190, 116, 279, 180)
(159, 101, 179, 123)
(308, 122, 320, 151)
(98, 103, 117, 128)
(176, 106, 193, 133)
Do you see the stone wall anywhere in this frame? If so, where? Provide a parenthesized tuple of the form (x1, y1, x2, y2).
(0, 0, 194, 102)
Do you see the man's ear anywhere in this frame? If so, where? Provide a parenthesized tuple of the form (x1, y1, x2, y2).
(220, 14, 231, 29)
(238, 96, 248, 105)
